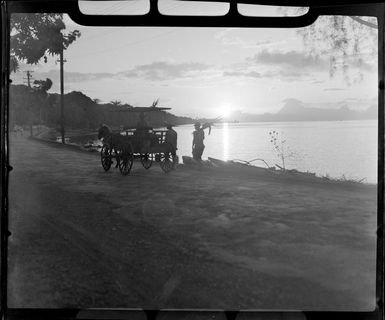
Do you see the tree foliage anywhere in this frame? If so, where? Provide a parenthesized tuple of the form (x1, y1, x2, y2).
(33, 78, 53, 93)
(298, 14, 377, 82)
(10, 13, 81, 72)
(110, 100, 123, 107)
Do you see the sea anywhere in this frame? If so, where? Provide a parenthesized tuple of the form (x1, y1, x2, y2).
(173, 120, 378, 184)
(77, 120, 378, 184)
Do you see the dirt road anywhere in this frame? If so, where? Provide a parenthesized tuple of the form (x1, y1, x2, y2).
(7, 135, 377, 310)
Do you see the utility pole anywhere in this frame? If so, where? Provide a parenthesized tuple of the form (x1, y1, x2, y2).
(23, 70, 33, 88)
(58, 48, 67, 144)
(24, 70, 34, 136)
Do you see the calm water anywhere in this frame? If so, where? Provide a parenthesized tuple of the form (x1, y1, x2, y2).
(174, 120, 378, 183)
(79, 120, 378, 183)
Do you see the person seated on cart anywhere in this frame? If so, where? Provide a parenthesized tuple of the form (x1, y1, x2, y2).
(165, 124, 177, 157)
(135, 112, 154, 152)
(136, 112, 151, 130)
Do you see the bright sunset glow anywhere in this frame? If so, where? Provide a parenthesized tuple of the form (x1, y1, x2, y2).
(219, 105, 234, 118)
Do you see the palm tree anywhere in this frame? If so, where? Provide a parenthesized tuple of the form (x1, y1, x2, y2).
(110, 100, 122, 107)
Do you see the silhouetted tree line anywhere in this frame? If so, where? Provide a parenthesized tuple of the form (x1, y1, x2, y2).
(9, 84, 195, 130)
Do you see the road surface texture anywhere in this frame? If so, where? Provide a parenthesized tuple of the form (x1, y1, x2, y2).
(7, 135, 377, 311)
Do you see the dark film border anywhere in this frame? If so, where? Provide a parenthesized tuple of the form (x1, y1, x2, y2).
(1, 0, 383, 319)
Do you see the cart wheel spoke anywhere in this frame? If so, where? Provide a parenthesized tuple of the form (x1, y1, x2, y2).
(119, 150, 133, 176)
(101, 145, 112, 171)
(141, 153, 153, 169)
(160, 152, 174, 173)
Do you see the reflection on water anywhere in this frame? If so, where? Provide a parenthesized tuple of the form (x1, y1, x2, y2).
(223, 122, 229, 160)
(175, 120, 378, 183)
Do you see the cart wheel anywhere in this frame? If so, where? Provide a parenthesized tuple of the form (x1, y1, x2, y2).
(141, 153, 153, 169)
(101, 145, 112, 171)
(119, 150, 133, 176)
(160, 152, 174, 173)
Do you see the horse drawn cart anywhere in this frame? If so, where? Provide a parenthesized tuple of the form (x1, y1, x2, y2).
(98, 103, 178, 175)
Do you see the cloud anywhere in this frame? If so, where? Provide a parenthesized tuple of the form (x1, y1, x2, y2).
(324, 88, 346, 91)
(30, 61, 212, 86)
(223, 70, 262, 78)
(247, 49, 376, 77)
(248, 50, 327, 70)
(312, 80, 324, 84)
(218, 49, 331, 81)
(337, 97, 377, 110)
(33, 69, 114, 83)
(219, 49, 329, 82)
(215, 29, 284, 50)
(220, 37, 275, 49)
(222, 63, 311, 81)
(277, 69, 311, 79)
(120, 61, 211, 80)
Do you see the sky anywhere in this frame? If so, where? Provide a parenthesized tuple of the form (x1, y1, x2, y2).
(10, 1, 378, 118)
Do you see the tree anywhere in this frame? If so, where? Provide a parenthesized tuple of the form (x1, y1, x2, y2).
(9, 83, 50, 136)
(294, 10, 377, 82)
(33, 78, 52, 93)
(110, 100, 122, 107)
(33, 78, 53, 125)
(10, 13, 81, 72)
(11, 13, 81, 143)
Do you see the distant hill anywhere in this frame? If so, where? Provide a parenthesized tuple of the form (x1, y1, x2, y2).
(228, 99, 377, 123)
(9, 84, 195, 130)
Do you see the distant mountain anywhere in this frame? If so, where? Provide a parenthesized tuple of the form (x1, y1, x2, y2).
(278, 98, 307, 115)
(227, 99, 377, 123)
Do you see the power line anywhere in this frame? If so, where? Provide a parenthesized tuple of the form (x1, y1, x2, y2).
(79, 1, 122, 15)
(107, 1, 138, 14)
(74, 2, 150, 44)
(70, 29, 179, 60)
(159, 1, 186, 13)
(75, 1, 186, 46)
(103, 1, 127, 13)
(79, 28, 118, 42)
(81, 0, 139, 15)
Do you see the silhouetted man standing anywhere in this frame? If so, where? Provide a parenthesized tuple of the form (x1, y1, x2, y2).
(192, 122, 205, 160)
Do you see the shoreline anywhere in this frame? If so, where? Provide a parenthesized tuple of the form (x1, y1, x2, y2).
(28, 127, 377, 187)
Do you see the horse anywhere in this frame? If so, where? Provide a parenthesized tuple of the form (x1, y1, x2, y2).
(98, 124, 130, 167)
(98, 124, 125, 145)
(13, 125, 24, 137)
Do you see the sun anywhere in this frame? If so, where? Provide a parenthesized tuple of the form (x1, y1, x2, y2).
(219, 105, 233, 118)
